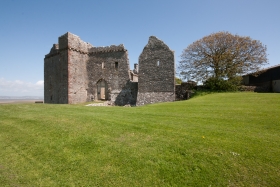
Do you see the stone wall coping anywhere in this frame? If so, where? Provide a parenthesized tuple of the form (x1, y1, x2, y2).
(45, 45, 126, 59)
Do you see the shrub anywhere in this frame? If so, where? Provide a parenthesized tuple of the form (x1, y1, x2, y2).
(204, 77, 242, 91)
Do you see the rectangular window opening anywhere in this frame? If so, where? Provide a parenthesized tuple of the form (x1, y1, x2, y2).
(157, 60, 160, 66)
(115, 62, 118, 70)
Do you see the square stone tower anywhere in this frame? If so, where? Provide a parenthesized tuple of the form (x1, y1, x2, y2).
(44, 32, 133, 104)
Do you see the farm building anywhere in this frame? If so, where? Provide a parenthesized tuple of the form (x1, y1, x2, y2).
(242, 64, 280, 92)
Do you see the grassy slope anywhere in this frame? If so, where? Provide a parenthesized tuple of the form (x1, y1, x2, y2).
(0, 92, 279, 186)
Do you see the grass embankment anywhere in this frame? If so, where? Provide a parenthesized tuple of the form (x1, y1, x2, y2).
(0, 92, 279, 186)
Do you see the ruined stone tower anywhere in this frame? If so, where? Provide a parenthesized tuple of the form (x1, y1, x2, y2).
(44, 32, 134, 104)
(44, 33, 175, 106)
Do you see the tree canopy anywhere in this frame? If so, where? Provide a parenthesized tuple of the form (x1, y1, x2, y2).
(178, 31, 268, 83)
(175, 77, 182, 84)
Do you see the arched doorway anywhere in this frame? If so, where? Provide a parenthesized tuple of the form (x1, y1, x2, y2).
(97, 79, 108, 100)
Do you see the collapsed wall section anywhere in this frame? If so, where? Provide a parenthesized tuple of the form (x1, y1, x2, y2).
(137, 36, 175, 106)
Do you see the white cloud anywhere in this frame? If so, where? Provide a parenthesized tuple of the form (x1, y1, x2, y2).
(36, 80, 44, 86)
(0, 78, 44, 96)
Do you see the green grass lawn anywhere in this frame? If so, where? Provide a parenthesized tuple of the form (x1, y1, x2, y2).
(0, 92, 279, 186)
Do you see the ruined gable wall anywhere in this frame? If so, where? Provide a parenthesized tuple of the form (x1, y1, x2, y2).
(137, 36, 175, 106)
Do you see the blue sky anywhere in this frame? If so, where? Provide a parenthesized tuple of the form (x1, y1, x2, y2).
(0, 0, 279, 96)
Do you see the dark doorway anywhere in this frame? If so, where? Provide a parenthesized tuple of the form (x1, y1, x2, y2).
(97, 79, 108, 100)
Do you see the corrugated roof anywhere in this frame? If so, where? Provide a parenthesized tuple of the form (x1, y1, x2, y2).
(261, 64, 280, 71)
(243, 64, 280, 76)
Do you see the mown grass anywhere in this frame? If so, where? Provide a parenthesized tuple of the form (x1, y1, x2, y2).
(0, 92, 279, 186)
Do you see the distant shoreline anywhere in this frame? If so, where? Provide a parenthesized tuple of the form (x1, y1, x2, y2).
(0, 99, 43, 104)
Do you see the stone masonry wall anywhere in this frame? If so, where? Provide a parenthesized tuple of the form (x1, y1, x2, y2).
(45, 32, 135, 105)
(137, 92, 174, 106)
(137, 36, 175, 105)
(44, 45, 68, 104)
(44, 32, 92, 104)
(68, 50, 89, 104)
(86, 49, 132, 105)
(66, 33, 92, 104)
(175, 82, 196, 100)
(45, 33, 176, 106)
(114, 81, 138, 106)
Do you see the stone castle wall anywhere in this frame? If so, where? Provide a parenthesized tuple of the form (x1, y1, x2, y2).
(136, 36, 175, 105)
(68, 50, 89, 104)
(45, 32, 136, 105)
(45, 33, 175, 106)
(86, 49, 132, 105)
(137, 92, 174, 106)
(63, 33, 91, 104)
(44, 45, 68, 104)
(175, 82, 196, 100)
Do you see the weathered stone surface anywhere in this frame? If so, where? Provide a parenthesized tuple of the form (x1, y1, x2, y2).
(44, 32, 135, 105)
(175, 82, 196, 100)
(68, 49, 89, 104)
(44, 49, 68, 104)
(114, 81, 138, 106)
(137, 92, 175, 106)
(136, 36, 175, 105)
(86, 50, 132, 105)
(44, 33, 175, 106)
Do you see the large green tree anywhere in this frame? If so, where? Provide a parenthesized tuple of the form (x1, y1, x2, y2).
(178, 31, 268, 83)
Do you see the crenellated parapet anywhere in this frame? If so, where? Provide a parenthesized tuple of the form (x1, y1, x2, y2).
(45, 44, 59, 58)
(89, 44, 126, 54)
(45, 32, 126, 59)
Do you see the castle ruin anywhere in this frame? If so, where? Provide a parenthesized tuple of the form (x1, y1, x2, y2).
(44, 32, 175, 106)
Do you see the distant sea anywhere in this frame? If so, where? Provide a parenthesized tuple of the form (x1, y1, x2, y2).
(0, 96, 43, 104)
